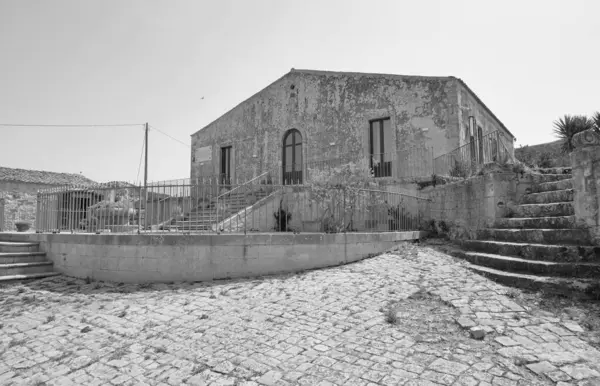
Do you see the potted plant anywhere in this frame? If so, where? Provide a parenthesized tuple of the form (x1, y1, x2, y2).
(15, 221, 31, 232)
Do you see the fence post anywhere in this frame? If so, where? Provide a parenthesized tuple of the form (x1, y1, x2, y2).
(137, 184, 141, 234)
(495, 132, 501, 161)
(343, 188, 346, 233)
(469, 116, 478, 174)
(35, 192, 40, 232)
(430, 146, 434, 176)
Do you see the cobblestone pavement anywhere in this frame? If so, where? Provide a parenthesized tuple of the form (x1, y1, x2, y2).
(1, 243, 600, 386)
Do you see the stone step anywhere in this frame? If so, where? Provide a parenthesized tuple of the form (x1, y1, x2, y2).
(532, 167, 572, 175)
(166, 226, 212, 232)
(495, 216, 576, 229)
(454, 251, 600, 278)
(185, 214, 216, 220)
(459, 240, 600, 263)
(0, 272, 61, 283)
(521, 189, 574, 205)
(477, 228, 590, 245)
(173, 220, 213, 226)
(0, 241, 40, 253)
(0, 262, 54, 276)
(514, 202, 574, 218)
(218, 193, 269, 200)
(0, 252, 48, 264)
(533, 173, 573, 182)
(530, 179, 573, 194)
(466, 264, 595, 292)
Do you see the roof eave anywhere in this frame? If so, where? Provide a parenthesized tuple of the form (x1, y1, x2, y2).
(452, 77, 516, 141)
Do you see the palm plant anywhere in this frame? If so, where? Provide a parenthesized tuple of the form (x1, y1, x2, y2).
(553, 114, 594, 153)
(593, 111, 600, 133)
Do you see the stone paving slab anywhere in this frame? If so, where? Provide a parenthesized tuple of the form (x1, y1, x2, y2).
(0, 243, 599, 385)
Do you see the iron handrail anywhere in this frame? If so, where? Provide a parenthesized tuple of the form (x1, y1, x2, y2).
(433, 130, 502, 162)
(215, 170, 272, 232)
(216, 170, 271, 200)
(350, 187, 432, 201)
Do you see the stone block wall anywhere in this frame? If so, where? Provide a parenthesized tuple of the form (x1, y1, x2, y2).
(420, 172, 519, 239)
(0, 181, 63, 232)
(571, 129, 600, 245)
(0, 191, 37, 232)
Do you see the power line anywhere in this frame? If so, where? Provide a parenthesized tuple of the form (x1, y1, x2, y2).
(0, 123, 145, 128)
(148, 125, 190, 148)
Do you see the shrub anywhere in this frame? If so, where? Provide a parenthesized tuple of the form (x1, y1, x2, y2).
(273, 207, 292, 232)
(536, 152, 554, 168)
(415, 174, 451, 190)
(450, 159, 470, 178)
(388, 205, 418, 231)
(308, 158, 381, 232)
(553, 114, 594, 154)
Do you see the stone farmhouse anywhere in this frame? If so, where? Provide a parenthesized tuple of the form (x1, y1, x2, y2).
(0, 166, 95, 231)
(190, 69, 516, 185)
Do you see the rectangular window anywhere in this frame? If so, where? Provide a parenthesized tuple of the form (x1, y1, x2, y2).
(369, 118, 392, 177)
(220, 146, 232, 184)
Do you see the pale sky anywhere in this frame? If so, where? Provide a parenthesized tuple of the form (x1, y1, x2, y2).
(1, 0, 598, 183)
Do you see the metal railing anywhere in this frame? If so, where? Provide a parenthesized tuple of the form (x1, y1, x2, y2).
(0, 195, 4, 232)
(433, 130, 514, 177)
(35, 179, 430, 234)
(215, 170, 273, 229)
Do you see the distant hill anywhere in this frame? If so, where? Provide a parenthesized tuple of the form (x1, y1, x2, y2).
(515, 139, 571, 168)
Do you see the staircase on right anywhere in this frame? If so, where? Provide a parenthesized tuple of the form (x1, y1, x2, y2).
(456, 167, 600, 290)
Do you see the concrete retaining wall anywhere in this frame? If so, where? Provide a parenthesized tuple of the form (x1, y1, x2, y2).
(0, 231, 424, 283)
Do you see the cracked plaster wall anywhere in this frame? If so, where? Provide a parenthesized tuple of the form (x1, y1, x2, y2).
(191, 72, 471, 183)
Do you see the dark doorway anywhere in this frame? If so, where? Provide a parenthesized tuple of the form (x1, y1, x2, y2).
(283, 129, 302, 184)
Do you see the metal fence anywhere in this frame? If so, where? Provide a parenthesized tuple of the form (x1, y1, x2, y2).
(35, 179, 430, 235)
(0, 195, 4, 232)
(433, 130, 514, 177)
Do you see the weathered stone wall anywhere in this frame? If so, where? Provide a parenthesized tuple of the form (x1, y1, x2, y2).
(420, 172, 520, 239)
(191, 71, 463, 182)
(0, 191, 37, 232)
(0, 181, 62, 232)
(456, 81, 515, 155)
(571, 129, 600, 245)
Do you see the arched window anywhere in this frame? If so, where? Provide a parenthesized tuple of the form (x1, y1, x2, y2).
(282, 129, 302, 184)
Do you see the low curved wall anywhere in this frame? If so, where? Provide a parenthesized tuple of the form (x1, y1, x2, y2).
(0, 231, 424, 283)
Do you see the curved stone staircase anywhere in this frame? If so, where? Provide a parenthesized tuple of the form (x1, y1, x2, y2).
(0, 240, 59, 282)
(454, 168, 600, 290)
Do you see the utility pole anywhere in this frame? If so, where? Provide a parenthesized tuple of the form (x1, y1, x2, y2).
(143, 122, 149, 231)
(144, 122, 149, 190)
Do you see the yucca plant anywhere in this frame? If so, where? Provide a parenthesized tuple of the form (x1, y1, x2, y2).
(553, 114, 594, 153)
(593, 111, 600, 133)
